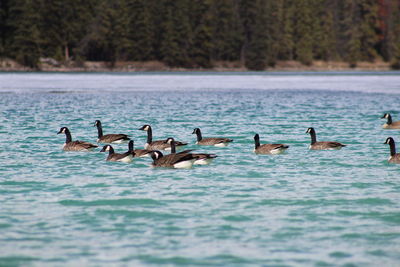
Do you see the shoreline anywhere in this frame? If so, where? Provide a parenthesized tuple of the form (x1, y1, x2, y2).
(0, 58, 396, 73)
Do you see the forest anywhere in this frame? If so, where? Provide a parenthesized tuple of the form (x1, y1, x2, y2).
(1, 0, 400, 70)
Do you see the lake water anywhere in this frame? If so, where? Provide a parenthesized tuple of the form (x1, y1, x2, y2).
(0, 72, 400, 266)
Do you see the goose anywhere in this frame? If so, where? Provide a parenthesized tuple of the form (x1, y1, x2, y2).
(381, 113, 400, 129)
(100, 143, 134, 162)
(129, 140, 152, 158)
(192, 128, 233, 147)
(253, 134, 289, 154)
(57, 127, 98, 151)
(138, 124, 187, 150)
(149, 150, 198, 169)
(166, 137, 217, 165)
(306, 127, 346, 150)
(384, 137, 400, 163)
(94, 120, 130, 143)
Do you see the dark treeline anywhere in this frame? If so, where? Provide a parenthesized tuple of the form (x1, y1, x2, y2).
(1, 0, 400, 70)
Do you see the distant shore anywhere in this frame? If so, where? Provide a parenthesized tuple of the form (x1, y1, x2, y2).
(0, 58, 395, 72)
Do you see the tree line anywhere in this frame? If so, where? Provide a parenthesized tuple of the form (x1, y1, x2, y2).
(1, 0, 400, 70)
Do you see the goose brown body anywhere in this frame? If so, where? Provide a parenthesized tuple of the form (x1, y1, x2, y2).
(100, 143, 133, 162)
(254, 134, 289, 154)
(166, 138, 217, 165)
(192, 128, 233, 146)
(306, 127, 346, 150)
(128, 140, 152, 157)
(139, 124, 187, 150)
(381, 113, 400, 129)
(150, 150, 197, 168)
(57, 127, 98, 151)
(384, 137, 400, 163)
(94, 120, 130, 143)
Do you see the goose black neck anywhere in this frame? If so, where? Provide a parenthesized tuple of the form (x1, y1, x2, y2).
(170, 141, 176, 153)
(65, 129, 72, 143)
(147, 127, 153, 143)
(196, 130, 202, 142)
(128, 141, 134, 152)
(309, 131, 317, 145)
(108, 146, 115, 155)
(389, 141, 396, 156)
(96, 124, 103, 138)
(387, 114, 393, 125)
(254, 136, 260, 149)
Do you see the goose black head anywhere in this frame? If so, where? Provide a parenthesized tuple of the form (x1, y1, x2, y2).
(150, 150, 163, 160)
(165, 137, 175, 144)
(57, 127, 68, 134)
(94, 120, 102, 127)
(384, 137, 394, 145)
(192, 128, 200, 134)
(306, 127, 315, 134)
(254, 134, 260, 141)
(139, 124, 151, 131)
(100, 145, 112, 152)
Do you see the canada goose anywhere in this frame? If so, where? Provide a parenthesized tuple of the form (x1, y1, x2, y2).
(166, 137, 217, 165)
(100, 143, 134, 162)
(94, 120, 130, 143)
(149, 150, 197, 169)
(306, 127, 346, 150)
(253, 134, 289, 154)
(138, 124, 187, 150)
(192, 128, 233, 147)
(384, 137, 400, 163)
(381, 113, 400, 129)
(57, 127, 98, 151)
(129, 140, 152, 157)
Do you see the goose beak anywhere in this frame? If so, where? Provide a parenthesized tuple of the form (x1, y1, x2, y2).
(381, 115, 385, 119)
(138, 126, 145, 130)
(57, 130, 62, 134)
(100, 146, 106, 152)
(192, 130, 196, 134)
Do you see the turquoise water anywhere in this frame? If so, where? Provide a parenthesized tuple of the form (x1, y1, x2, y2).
(0, 72, 400, 266)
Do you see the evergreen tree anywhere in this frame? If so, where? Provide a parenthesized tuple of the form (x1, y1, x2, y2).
(342, 0, 362, 66)
(125, 0, 153, 61)
(211, 0, 243, 61)
(8, 0, 41, 68)
(160, 0, 191, 67)
(39, 0, 95, 62)
(0, 0, 399, 68)
(293, 0, 313, 65)
(265, 0, 284, 66)
(279, 0, 295, 60)
(243, 0, 268, 70)
(190, 0, 213, 68)
(0, 0, 7, 57)
(388, 0, 400, 69)
(312, 0, 337, 61)
(359, 0, 380, 61)
(81, 0, 128, 65)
